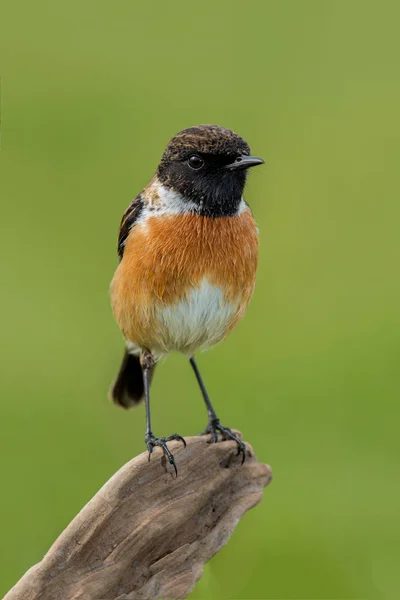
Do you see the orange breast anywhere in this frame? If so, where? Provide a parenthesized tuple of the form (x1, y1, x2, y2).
(110, 209, 258, 353)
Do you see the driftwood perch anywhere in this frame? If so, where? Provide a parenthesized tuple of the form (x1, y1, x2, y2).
(4, 433, 272, 600)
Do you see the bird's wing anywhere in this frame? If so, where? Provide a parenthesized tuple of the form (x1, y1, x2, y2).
(117, 194, 144, 260)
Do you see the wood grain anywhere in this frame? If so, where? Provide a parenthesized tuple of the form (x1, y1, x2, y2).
(4, 434, 272, 600)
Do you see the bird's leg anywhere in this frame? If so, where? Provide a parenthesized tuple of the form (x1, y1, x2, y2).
(141, 351, 186, 476)
(189, 356, 246, 463)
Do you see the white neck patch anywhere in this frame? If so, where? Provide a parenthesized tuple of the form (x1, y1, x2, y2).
(142, 180, 247, 219)
(154, 183, 199, 214)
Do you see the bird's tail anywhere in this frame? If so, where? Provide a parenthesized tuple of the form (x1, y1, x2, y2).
(109, 351, 156, 409)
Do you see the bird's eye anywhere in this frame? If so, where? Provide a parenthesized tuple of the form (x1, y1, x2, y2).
(188, 155, 204, 170)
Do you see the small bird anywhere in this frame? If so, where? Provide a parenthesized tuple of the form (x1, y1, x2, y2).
(110, 125, 263, 474)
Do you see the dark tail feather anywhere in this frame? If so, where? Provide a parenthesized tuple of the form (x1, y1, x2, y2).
(109, 351, 156, 409)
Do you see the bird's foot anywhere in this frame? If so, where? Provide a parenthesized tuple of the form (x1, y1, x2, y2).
(145, 432, 186, 476)
(200, 418, 246, 464)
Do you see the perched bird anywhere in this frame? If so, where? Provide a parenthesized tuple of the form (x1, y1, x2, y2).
(110, 125, 263, 474)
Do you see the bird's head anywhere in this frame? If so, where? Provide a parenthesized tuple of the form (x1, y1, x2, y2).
(156, 125, 264, 217)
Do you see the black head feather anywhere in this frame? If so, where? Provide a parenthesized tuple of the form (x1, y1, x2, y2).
(157, 125, 258, 217)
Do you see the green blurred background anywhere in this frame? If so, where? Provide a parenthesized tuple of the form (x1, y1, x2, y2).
(1, 1, 399, 598)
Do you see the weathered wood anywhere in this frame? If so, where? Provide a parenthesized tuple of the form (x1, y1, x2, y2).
(4, 434, 272, 600)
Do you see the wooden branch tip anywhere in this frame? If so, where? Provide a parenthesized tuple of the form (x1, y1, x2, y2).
(5, 433, 272, 600)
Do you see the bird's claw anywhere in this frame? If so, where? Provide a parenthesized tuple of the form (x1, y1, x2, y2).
(200, 418, 246, 464)
(145, 433, 186, 476)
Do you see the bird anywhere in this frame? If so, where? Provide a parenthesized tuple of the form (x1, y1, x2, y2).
(110, 124, 263, 474)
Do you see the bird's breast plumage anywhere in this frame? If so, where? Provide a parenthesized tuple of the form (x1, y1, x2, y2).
(110, 209, 258, 357)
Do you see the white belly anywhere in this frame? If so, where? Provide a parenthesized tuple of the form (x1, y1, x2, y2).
(154, 279, 239, 356)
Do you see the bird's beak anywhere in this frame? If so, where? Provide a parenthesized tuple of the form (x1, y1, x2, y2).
(225, 155, 265, 171)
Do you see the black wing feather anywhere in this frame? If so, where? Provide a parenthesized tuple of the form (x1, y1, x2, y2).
(117, 194, 144, 260)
